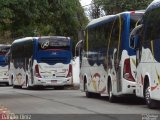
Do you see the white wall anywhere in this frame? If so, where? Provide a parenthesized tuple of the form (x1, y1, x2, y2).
(72, 57, 80, 86)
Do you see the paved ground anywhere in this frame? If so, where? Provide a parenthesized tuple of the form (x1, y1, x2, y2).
(0, 86, 159, 120)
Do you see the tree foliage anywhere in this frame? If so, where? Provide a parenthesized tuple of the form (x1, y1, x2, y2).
(102, 0, 153, 15)
(89, 0, 153, 18)
(0, 0, 88, 44)
(89, 0, 105, 19)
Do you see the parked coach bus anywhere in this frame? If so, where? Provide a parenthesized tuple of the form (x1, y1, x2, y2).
(9, 36, 73, 89)
(130, 0, 160, 108)
(0, 44, 10, 85)
(80, 11, 144, 102)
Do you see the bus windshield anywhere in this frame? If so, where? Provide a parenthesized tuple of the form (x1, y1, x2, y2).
(0, 45, 10, 66)
(38, 37, 70, 51)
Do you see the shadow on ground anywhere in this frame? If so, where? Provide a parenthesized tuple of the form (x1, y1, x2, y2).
(12, 85, 78, 91)
(80, 93, 160, 110)
(0, 84, 10, 87)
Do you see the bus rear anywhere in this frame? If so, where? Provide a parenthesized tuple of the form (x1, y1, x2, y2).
(130, 0, 160, 108)
(80, 11, 144, 101)
(0, 44, 10, 85)
(34, 36, 73, 87)
(120, 11, 144, 95)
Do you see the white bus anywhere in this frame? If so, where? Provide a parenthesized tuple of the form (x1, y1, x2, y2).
(9, 36, 73, 89)
(0, 44, 10, 86)
(80, 11, 144, 102)
(130, 0, 160, 108)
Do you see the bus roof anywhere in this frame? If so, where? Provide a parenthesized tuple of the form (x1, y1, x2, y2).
(12, 37, 33, 44)
(0, 44, 11, 47)
(35, 36, 71, 40)
(12, 36, 71, 44)
(87, 15, 116, 29)
(87, 10, 144, 29)
(146, 0, 160, 12)
(117, 10, 145, 16)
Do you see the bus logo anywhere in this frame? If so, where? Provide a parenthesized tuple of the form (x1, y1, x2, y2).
(41, 41, 49, 49)
(52, 52, 57, 55)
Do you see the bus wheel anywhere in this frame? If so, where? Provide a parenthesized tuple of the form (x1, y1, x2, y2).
(6, 82, 9, 86)
(86, 92, 100, 98)
(13, 85, 22, 89)
(26, 77, 31, 89)
(13, 85, 17, 88)
(86, 91, 93, 98)
(145, 84, 157, 109)
(108, 81, 116, 102)
(84, 80, 91, 97)
(11, 76, 14, 85)
(26, 80, 29, 89)
(84, 82, 97, 98)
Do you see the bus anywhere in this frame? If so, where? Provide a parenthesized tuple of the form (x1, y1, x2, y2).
(0, 44, 10, 86)
(9, 36, 73, 89)
(80, 11, 144, 102)
(130, 0, 160, 108)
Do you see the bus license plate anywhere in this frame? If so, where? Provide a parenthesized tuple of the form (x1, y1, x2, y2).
(51, 80, 57, 83)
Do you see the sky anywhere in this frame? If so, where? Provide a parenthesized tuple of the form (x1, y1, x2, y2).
(80, 0, 92, 7)
(79, 0, 92, 19)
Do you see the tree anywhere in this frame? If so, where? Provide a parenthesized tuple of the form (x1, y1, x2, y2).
(88, 0, 152, 19)
(88, 0, 153, 16)
(101, 0, 153, 15)
(88, 0, 105, 19)
(0, 0, 88, 44)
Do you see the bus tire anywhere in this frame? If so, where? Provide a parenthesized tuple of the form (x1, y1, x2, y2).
(86, 91, 94, 98)
(145, 83, 157, 109)
(13, 85, 22, 89)
(26, 76, 32, 89)
(26, 79, 30, 89)
(6, 82, 9, 86)
(85, 83, 100, 98)
(11, 75, 14, 85)
(84, 79, 92, 98)
(94, 93, 101, 98)
(13, 85, 17, 88)
(108, 80, 117, 102)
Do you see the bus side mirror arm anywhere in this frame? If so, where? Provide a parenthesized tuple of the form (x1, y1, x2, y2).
(129, 24, 143, 50)
(75, 40, 83, 57)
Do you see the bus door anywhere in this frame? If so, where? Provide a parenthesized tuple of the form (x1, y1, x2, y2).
(116, 15, 123, 92)
(130, 24, 143, 96)
(113, 48, 122, 92)
(108, 15, 122, 93)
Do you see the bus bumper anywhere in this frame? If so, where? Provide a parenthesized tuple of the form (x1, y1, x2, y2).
(34, 77, 72, 86)
(0, 78, 9, 84)
(122, 79, 136, 95)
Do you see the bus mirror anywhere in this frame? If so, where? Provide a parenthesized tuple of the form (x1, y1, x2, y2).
(134, 35, 139, 49)
(5, 57, 8, 63)
(113, 48, 117, 54)
(130, 27, 139, 49)
(5, 53, 9, 63)
(75, 40, 83, 57)
(130, 24, 143, 49)
(130, 35, 139, 49)
(72, 58, 76, 64)
(130, 35, 136, 49)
